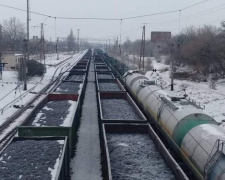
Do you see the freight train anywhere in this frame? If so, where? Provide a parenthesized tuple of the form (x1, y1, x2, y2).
(123, 71, 225, 180)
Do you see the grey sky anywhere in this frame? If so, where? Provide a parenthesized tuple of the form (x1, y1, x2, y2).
(0, 0, 224, 43)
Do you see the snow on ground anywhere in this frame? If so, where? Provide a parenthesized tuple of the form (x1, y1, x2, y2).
(147, 57, 169, 70)
(145, 57, 225, 125)
(0, 109, 33, 141)
(30, 53, 72, 66)
(0, 51, 86, 126)
(45, 53, 71, 66)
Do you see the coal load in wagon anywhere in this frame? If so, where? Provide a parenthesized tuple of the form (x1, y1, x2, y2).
(97, 74, 114, 79)
(101, 99, 140, 120)
(0, 140, 64, 180)
(55, 82, 82, 94)
(66, 75, 84, 81)
(107, 134, 175, 180)
(99, 83, 121, 91)
(30, 100, 76, 126)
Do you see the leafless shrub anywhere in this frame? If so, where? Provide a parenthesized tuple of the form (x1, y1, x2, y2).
(160, 67, 170, 73)
(172, 25, 225, 80)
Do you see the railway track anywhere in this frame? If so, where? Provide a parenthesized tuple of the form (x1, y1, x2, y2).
(0, 51, 87, 150)
(69, 50, 188, 180)
(0, 49, 189, 180)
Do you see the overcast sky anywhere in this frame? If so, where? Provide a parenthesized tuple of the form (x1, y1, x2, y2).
(0, 0, 224, 43)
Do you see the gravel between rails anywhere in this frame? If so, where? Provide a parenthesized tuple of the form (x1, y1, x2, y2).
(107, 133, 175, 180)
(99, 83, 121, 91)
(97, 74, 114, 79)
(30, 100, 74, 126)
(55, 82, 81, 94)
(66, 75, 84, 81)
(0, 140, 64, 180)
(101, 99, 141, 120)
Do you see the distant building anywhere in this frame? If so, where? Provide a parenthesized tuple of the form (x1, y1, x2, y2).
(15, 54, 24, 70)
(1, 46, 16, 71)
(151, 31, 171, 57)
(151, 32, 171, 43)
(30, 36, 41, 55)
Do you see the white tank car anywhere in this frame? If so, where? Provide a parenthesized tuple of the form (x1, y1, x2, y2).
(123, 71, 225, 180)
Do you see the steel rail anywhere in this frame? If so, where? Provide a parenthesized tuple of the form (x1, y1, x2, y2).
(0, 51, 87, 150)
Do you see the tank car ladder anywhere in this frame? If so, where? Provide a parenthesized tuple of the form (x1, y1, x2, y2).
(204, 139, 225, 179)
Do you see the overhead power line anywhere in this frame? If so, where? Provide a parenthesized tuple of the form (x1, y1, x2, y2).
(180, 0, 209, 11)
(44, 24, 69, 35)
(54, 17, 121, 21)
(0, 0, 210, 21)
(123, 10, 179, 20)
(0, 3, 51, 18)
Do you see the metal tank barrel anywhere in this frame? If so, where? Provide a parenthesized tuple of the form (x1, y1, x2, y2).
(123, 71, 225, 180)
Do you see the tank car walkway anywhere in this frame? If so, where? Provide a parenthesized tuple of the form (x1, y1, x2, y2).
(70, 59, 102, 180)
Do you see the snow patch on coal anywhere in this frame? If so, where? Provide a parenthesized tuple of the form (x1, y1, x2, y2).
(107, 133, 175, 180)
(61, 100, 77, 126)
(0, 140, 64, 180)
(55, 82, 82, 94)
(66, 75, 85, 81)
(31, 100, 76, 126)
(99, 83, 121, 91)
(101, 99, 142, 120)
(97, 74, 113, 79)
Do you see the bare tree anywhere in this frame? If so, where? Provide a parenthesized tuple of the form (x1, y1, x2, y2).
(2, 17, 25, 52)
(67, 29, 75, 52)
(172, 24, 225, 80)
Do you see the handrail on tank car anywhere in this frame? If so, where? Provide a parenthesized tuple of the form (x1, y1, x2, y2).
(186, 97, 205, 109)
(204, 139, 225, 179)
(159, 95, 179, 111)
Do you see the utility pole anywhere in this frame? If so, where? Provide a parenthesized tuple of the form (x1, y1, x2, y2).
(40, 23, 44, 60)
(77, 29, 80, 53)
(0, 54, 2, 80)
(116, 37, 119, 56)
(40, 23, 46, 71)
(119, 43, 121, 57)
(119, 19, 122, 57)
(23, 39, 28, 90)
(105, 40, 107, 52)
(109, 39, 110, 52)
(139, 25, 146, 71)
(56, 38, 59, 60)
(170, 43, 175, 91)
(24, 0, 29, 90)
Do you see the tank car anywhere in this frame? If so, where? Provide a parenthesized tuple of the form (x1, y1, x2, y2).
(123, 71, 225, 180)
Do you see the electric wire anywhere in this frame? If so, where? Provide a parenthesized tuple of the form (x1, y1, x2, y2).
(100, 52, 225, 178)
(145, 3, 225, 26)
(0, 0, 215, 44)
(112, 63, 225, 179)
(44, 24, 69, 35)
(0, 3, 51, 17)
(180, 0, 209, 11)
(0, 0, 210, 21)
(143, 81, 225, 178)
(0, 52, 81, 113)
(0, 46, 79, 105)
